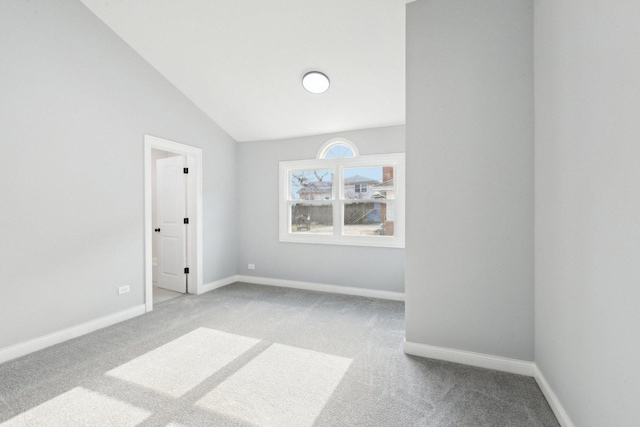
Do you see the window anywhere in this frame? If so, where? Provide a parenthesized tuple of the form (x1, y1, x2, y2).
(324, 144, 355, 159)
(317, 138, 359, 159)
(280, 140, 404, 248)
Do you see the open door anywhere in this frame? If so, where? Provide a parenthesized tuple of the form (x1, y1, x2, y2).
(156, 155, 187, 293)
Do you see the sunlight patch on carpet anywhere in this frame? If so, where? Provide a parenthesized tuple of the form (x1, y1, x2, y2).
(106, 328, 259, 397)
(0, 387, 150, 426)
(195, 343, 352, 427)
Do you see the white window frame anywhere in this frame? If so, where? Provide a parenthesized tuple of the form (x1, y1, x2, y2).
(279, 153, 405, 248)
(317, 138, 360, 159)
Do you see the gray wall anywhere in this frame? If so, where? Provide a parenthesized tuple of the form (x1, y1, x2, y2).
(535, 1, 640, 425)
(405, 0, 534, 360)
(237, 126, 405, 292)
(0, 0, 237, 349)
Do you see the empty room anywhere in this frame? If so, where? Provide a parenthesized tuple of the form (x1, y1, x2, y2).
(1, 0, 638, 426)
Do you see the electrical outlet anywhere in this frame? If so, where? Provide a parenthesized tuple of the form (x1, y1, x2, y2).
(248, 264, 255, 270)
(118, 285, 130, 295)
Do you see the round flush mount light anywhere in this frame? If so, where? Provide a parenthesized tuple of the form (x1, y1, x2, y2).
(302, 71, 330, 94)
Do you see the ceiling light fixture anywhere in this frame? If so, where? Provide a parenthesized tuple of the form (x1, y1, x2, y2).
(302, 71, 330, 94)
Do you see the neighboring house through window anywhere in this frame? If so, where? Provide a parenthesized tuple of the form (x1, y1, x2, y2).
(279, 138, 405, 248)
(354, 183, 367, 193)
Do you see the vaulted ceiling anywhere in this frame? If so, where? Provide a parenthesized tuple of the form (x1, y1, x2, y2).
(80, 0, 408, 142)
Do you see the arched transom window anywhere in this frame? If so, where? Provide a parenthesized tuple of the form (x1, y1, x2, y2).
(317, 138, 360, 159)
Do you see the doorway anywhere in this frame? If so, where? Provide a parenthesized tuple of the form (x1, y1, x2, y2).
(153, 150, 186, 303)
(144, 135, 203, 313)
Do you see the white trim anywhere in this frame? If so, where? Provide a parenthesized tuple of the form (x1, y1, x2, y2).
(144, 135, 203, 313)
(200, 275, 240, 294)
(401, 341, 572, 425)
(316, 137, 360, 159)
(403, 340, 535, 376)
(534, 365, 575, 427)
(0, 305, 145, 365)
(236, 275, 405, 301)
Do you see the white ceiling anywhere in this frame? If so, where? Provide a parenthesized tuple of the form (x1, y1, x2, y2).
(80, 0, 407, 142)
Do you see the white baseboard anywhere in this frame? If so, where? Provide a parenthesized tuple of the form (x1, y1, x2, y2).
(236, 275, 405, 301)
(200, 275, 239, 294)
(534, 365, 575, 427)
(403, 340, 535, 376)
(0, 304, 146, 365)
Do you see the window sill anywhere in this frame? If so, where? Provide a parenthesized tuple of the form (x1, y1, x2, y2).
(279, 233, 405, 248)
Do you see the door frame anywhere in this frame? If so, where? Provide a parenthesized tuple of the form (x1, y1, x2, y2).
(144, 134, 203, 312)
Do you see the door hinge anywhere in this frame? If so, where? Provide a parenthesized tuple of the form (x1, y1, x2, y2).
(184, 267, 190, 274)
(183, 168, 189, 174)
(184, 218, 189, 224)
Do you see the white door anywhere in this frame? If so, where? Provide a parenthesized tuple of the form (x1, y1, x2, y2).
(156, 155, 187, 293)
